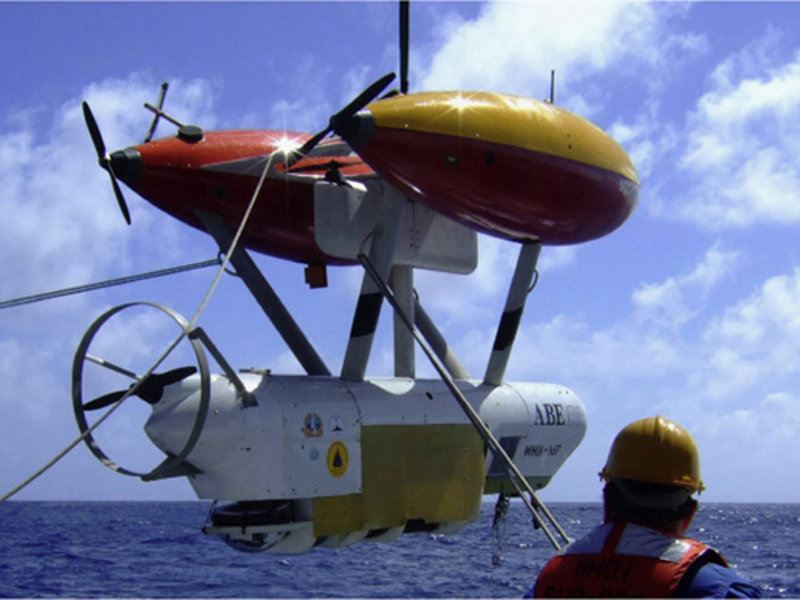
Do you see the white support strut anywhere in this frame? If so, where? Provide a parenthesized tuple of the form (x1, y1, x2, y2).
(340, 187, 407, 381)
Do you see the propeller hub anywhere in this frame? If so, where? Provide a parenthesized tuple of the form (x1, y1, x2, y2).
(109, 148, 142, 186)
(334, 110, 375, 149)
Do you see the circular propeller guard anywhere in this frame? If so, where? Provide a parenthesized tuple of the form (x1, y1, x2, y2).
(71, 301, 210, 480)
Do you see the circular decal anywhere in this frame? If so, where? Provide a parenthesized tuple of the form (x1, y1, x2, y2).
(326, 441, 348, 478)
(302, 412, 323, 437)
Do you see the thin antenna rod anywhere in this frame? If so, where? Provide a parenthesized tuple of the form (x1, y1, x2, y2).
(144, 82, 169, 142)
(400, 0, 410, 94)
(550, 69, 555, 104)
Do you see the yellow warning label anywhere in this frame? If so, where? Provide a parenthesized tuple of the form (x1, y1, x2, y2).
(326, 441, 348, 478)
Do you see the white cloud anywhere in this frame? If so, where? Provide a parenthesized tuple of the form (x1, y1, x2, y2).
(608, 101, 679, 181)
(697, 391, 800, 501)
(415, 237, 579, 334)
(481, 242, 800, 502)
(267, 55, 335, 134)
(418, 2, 699, 110)
(678, 41, 800, 228)
(714, 392, 800, 442)
(486, 243, 800, 434)
(423, 2, 652, 91)
(697, 267, 800, 399)
(538, 246, 578, 273)
(632, 242, 739, 330)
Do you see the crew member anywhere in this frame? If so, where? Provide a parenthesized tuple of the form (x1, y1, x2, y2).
(529, 416, 760, 598)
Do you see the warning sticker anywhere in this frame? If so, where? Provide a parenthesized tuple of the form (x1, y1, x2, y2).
(326, 441, 348, 478)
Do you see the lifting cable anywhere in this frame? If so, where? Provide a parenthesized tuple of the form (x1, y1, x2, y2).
(0, 151, 278, 503)
(0, 259, 222, 310)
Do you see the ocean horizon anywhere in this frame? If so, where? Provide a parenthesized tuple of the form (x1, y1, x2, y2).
(1, 501, 797, 597)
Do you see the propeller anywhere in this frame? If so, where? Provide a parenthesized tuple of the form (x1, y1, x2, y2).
(284, 72, 396, 168)
(83, 366, 197, 411)
(82, 101, 132, 225)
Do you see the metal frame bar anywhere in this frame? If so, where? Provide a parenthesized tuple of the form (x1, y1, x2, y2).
(358, 251, 570, 551)
(413, 294, 470, 380)
(391, 265, 415, 378)
(195, 210, 330, 377)
(484, 242, 541, 386)
(339, 194, 406, 381)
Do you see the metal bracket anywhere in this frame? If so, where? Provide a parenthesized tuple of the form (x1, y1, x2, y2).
(190, 327, 257, 408)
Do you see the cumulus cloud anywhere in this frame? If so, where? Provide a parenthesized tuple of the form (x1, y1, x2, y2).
(697, 267, 800, 399)
(419, 2, 701, 113)
(421, 2, 659, 93)
(608, 101, 680, 181)
(678, 38, 800, 228)
(632, 242, 740, 330)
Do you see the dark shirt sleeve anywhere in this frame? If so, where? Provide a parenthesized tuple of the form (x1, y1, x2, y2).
(684, 563, 762, 598)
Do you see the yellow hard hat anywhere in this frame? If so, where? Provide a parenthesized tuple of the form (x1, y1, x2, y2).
(600, 415, 705, 492)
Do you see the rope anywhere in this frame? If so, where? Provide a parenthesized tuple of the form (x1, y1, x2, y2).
(0, 259, 221, 310)
(0, 150, 280, 502)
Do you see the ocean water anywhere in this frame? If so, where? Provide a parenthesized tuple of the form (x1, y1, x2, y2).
(0, 501, 796, 598)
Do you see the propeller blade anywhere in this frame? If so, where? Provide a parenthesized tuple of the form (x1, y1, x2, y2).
(82, 366, 197, 411)
(108, 164, 132, 225)
(83, 390, 126, 412)
(82, 101, 106, 162)
(82, 100, 133, 226)
(293, 128, 331, 162)
(154, 366, 198, 387)
(284, 72, 396, 168)
(135, 365, 197, 405)
(399, 1, 410, 94)
(329, 72, 396, 132)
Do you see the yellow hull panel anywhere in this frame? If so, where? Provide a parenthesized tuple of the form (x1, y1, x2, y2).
(313, 424, 485, 537)
(368, 91, 638, 184)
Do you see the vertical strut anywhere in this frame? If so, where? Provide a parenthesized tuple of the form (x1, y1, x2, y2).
(340, 195, 406, 381)
(391, 265, 415, 378)
(484, 242, 541, 386)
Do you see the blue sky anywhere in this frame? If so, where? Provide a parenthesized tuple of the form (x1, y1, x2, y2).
(1, 1, 799, 505)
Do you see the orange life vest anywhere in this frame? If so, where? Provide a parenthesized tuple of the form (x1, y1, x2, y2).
(534, 522, 728, 598)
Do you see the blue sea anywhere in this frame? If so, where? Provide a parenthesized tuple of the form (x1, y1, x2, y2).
(0, 501, 796, 598)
